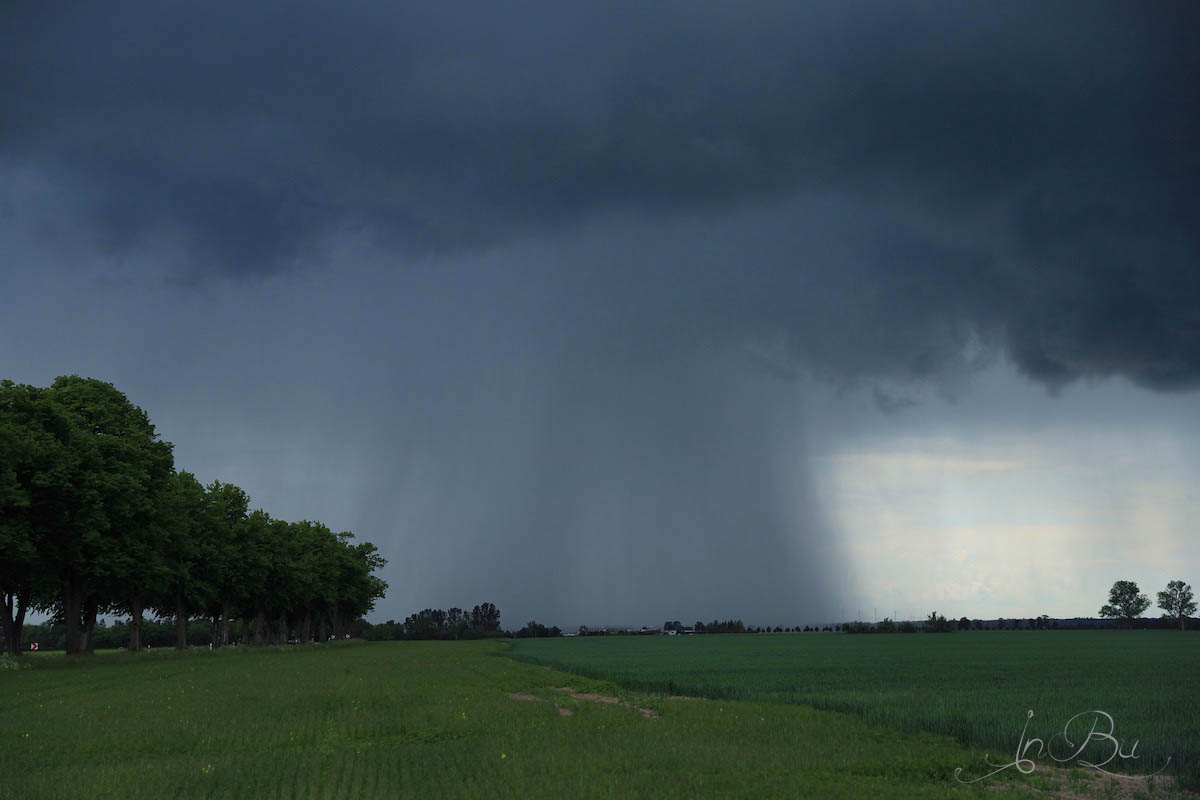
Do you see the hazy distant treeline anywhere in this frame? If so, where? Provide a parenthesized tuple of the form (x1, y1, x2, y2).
(0, 376, 388, 657)
(360, 604, 564, 640)
(364, 603, 507, 640)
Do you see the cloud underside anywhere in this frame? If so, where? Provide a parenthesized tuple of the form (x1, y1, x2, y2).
(3, 1, 1198, 391)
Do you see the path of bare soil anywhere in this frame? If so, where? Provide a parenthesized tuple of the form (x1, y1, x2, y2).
(505, 687, 661, 719)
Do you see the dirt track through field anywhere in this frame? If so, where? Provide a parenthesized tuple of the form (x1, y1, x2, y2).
(505, 687, 658, 718)
(552, 686, 657, 718)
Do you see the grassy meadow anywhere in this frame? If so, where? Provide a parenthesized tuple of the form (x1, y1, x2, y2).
(1, 638, 1141, 800)
(508, 630, 1200, 792)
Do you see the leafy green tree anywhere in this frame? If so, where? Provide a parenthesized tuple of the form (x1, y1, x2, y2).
(402, 609, 445, 639)
(234, 509, 274, 645)
(1157, 580, 1196, 631)
(42, 376, 174, 654)
(516, 620, 562, 638)
(925, 611, 953, 633)
(238, 515, 285, 647)
(287, 521, 318, 642)
(331, 537, 387, 638)
(199, 481, 250, 646)
(470, 602, 501, 633)
(445, 607, 466, 639)
(0, 383, 35, 655)
(102, 450, 174, 653)
(306, 521, 343, 643)
(0, 382, 71, 656)
(2, 382, 90, 654)
(263, 518, 295, 644)
(268, 519, 337, 644)
(154, 471, 211, 650)
(0, 388, 30, 613)
(1099, 580, 1151, 628)
(3, 375, 390, 654)
(291, 520, 342, 643)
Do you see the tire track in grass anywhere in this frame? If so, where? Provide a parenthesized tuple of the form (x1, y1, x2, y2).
(316, 666, 355, 796)
(328, 747, 344, 799)
(368, 749, 382, 797)
(341, 747, 359, 799)
(341, 751, 357, 799)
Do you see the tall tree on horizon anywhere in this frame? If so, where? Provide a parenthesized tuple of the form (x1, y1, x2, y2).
(1157, 580, 1196, 631)
(1099, 580, 1151, 628)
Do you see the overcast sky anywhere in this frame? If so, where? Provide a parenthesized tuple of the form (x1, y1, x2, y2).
(3, 2, 1198, 627)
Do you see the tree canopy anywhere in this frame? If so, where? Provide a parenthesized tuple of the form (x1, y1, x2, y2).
(0, 376, 387, 657)
(1157, 580, 1196, 631)
(1099, 580, 1151, 628)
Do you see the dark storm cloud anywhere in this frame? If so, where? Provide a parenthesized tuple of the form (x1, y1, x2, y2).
(3, 1, 1198, 390)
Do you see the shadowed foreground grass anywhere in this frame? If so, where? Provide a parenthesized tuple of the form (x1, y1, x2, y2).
(0, 640, 1078, 799)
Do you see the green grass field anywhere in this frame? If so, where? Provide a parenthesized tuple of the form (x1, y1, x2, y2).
(2, 638, 1190, 800)
(507, 631, 1200, 792)
(1, 639, 1124, 800)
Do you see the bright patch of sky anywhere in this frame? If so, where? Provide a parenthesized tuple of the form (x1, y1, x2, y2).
(807, 364, 1200, 622)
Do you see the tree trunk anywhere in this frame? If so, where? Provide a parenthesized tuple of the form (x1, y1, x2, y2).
(82, 599, 98, 654)
(331, 606, 344, 641)
(63, 573, 83, 655)
(175, 595, 188, 650)
(317, 612, 328, 643)
(241, 616, 253, 645)
(301, 612, 312, 644)
(2, 589, 28, 657)
(253, 607, 266, 645)
(219, 598, 232, 646)
(128, 596, 143, 652)
(278, 612, 288, 644)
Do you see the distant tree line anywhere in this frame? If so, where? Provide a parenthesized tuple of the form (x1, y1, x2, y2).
(836, 580, 1197, 634)
(362, 603, 508, 641)
(514, 620, 562, 638)
(360, 604, 567, 640)
(588, 621, 832, 635)
(573, 598, 1197, 639)
(1, 376, 388, 657)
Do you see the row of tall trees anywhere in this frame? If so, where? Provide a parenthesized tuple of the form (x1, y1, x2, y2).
(0, 376, 387, 656)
